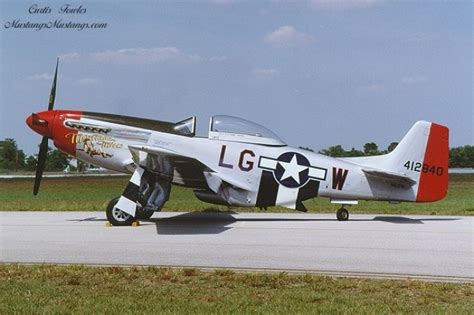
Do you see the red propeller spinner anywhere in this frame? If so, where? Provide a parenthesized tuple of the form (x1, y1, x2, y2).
(26, 110, 56, 138)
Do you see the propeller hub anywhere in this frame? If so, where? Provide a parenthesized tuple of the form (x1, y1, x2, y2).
(26, 110, 56, 138)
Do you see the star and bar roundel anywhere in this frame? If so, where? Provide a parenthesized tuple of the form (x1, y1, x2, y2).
(256, 152, 328, 211)
(259, 152, 327, 188)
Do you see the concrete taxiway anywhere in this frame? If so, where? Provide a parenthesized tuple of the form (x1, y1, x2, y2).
(0, 211, 472, 282)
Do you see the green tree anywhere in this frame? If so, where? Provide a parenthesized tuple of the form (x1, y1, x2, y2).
(319, 145, 347, 157)
(387, 142, 398, 153)
(298, 146, 314, 152)
(0, 138, 26, 171)
(24, 155, 37, 171)
(345, 148, 365, 157)
(23, 146, 71, 172)
(363, 142, 379, 156)
(45, 148, 71, 171)
(449, 145, 474, 168)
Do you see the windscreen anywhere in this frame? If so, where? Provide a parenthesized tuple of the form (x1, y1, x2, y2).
(210, 115, 285, 145)
(174, 117, 196, 136)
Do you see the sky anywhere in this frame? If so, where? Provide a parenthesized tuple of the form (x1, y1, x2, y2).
(0, 0, 472, 155)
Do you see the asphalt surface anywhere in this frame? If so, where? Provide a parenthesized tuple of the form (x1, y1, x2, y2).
(1, 211, 472, 282)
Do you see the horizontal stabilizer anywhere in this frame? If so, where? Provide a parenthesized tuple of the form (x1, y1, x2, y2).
(330, 199, 359, 205)
(362, 168, 416, 187)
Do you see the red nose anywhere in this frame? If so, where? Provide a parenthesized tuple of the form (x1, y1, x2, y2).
(26, 110, 56, 138)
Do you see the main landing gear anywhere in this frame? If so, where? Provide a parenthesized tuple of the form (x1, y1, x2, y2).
(106, 197, 133, 226)
(105, 197, 154, 226)
(336, 207, 349, 221)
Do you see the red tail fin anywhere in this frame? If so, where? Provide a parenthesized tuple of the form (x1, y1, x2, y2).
(416, 123, 449, 202)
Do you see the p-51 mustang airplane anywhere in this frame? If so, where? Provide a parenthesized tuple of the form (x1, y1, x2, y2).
(26, 60, 449, 225)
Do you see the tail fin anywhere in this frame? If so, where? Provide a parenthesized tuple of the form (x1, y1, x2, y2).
(388, 121, 449, 201)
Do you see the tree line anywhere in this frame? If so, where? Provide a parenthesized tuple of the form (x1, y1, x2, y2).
(315, 142, 399, 157)
(0, 138, 70, 172)
(0, 138, 473, 172)
(311, 142, 473, 168)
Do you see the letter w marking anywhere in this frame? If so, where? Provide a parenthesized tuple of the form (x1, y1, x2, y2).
(332, 167, 349, 190)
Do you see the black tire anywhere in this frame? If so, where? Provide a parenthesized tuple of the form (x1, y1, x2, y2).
(336, 208, 349, 221)
(135, 209, 154, 220)
(106, 197, 135, 226)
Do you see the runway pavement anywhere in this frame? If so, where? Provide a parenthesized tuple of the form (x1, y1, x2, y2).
(1, 211, 472, 282)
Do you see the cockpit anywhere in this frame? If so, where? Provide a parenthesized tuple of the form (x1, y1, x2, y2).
(208, 115, 286, 146)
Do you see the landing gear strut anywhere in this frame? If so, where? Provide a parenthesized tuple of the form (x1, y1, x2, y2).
(336, 207, 349, 221)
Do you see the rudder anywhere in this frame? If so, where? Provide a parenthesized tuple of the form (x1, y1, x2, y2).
(415, 123, 449, 202)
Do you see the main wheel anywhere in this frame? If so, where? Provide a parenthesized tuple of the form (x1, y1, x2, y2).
(336, 208, 349, 221)
(106, 197, 135, 226)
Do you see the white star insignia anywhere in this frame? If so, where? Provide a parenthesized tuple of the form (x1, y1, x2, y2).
(278, 154, 307, 184)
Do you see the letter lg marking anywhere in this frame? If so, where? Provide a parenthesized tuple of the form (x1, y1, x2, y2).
(218, 145, 256, 171)
(218, 145, 233, 169)
(239, 149, 255, 172)
(332, 167, 349, 190)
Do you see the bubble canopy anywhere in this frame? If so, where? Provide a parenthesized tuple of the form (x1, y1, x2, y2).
(209, 115, 286, 146)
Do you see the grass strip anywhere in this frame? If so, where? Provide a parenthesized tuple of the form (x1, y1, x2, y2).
(1, 264, 472, 314)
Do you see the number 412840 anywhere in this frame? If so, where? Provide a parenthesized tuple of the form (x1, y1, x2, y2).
(404, 161, 443, 176)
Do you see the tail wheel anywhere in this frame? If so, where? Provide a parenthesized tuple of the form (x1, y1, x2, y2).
(336, 208, 349, 221)
(106, 197, 135, 226)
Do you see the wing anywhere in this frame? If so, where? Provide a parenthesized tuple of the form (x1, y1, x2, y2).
(362, 168, 416, 187)
(128, 144, 208, 188)
(128, 145, 252, 192)
(114, 144, 210, 216)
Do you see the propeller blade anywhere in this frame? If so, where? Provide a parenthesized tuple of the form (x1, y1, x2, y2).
(33, 136, 49, 195)
(33, 59, 59, 195)
(48, 58, 59, 111)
